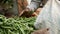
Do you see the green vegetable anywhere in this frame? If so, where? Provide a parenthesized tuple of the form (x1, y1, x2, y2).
(0, 15, 36, 34)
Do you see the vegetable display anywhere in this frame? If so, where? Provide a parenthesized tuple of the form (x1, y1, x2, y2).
(0, 15, 36, 34)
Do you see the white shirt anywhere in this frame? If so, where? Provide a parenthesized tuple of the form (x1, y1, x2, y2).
(34, 0, 60, 34)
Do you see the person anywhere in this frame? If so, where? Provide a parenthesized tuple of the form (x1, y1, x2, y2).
(34, 0, 60, 34)
(18, 0, 41, 16)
